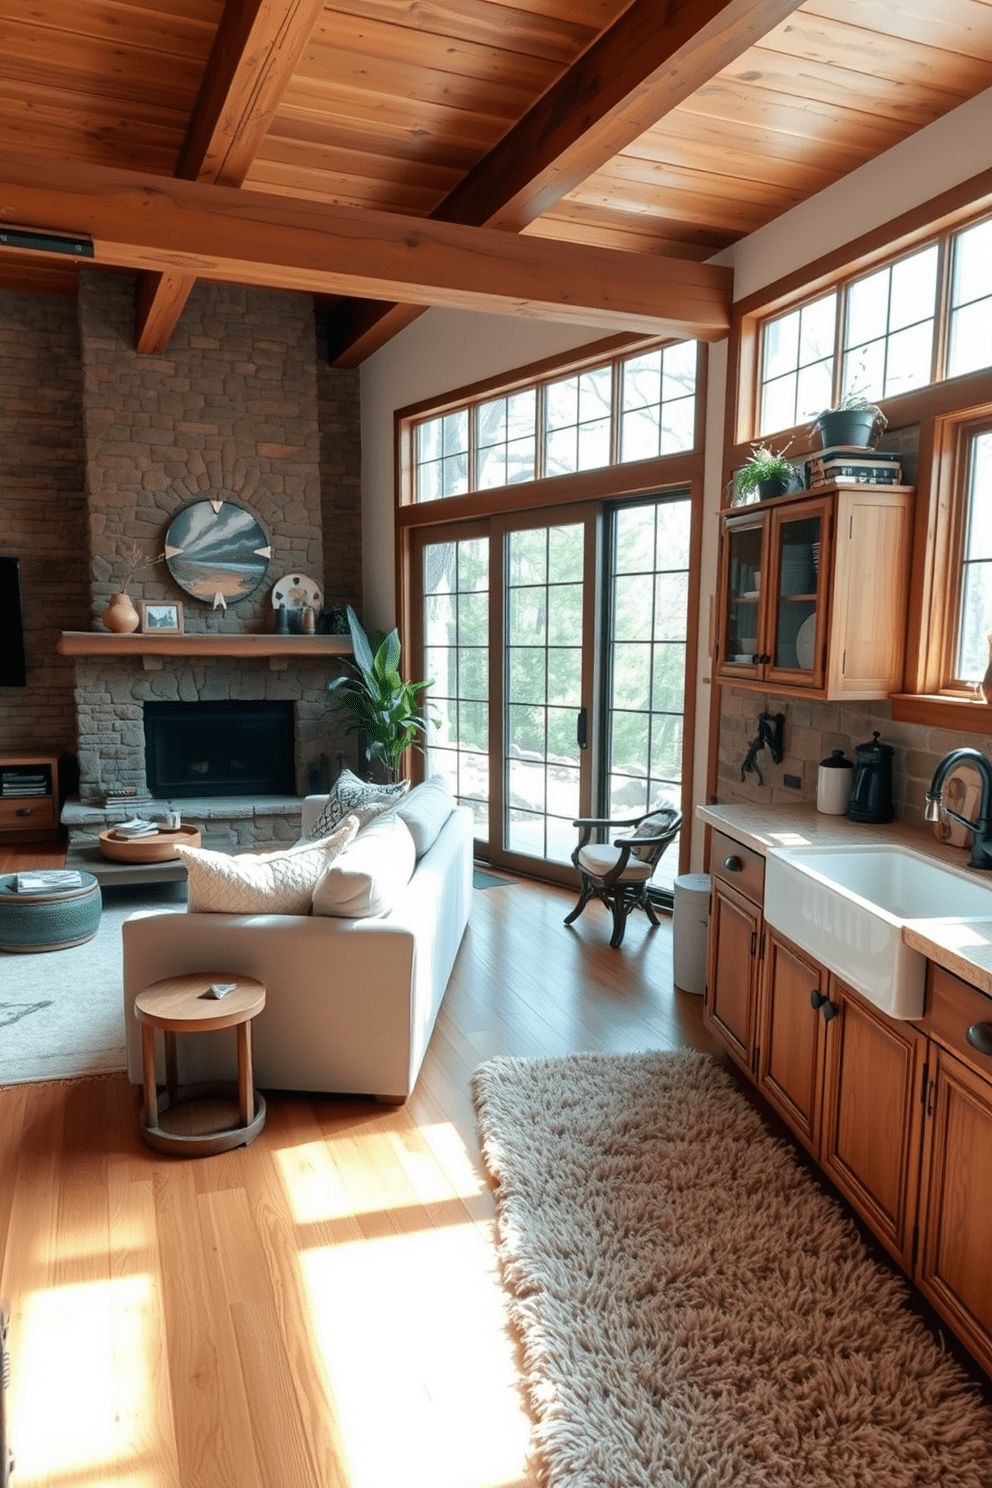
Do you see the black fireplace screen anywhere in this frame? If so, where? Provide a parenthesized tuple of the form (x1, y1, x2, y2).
(143, 701, 296, 797)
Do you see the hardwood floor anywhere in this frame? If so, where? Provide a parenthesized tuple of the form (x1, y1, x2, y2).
(0, 841, 720, 1488)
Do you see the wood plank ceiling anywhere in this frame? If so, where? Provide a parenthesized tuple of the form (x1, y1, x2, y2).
(2, 0, 992, 363)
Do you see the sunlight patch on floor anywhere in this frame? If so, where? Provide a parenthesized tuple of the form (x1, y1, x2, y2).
(9, 1276, 165, 1485)
(300, 1224, 531, 1488)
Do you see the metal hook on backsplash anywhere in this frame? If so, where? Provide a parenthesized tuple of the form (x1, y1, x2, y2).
(740, 711, 786, 785)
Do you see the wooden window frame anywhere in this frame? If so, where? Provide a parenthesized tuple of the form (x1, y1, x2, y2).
(400, 333, 704, 513)
(726, 163, 992, 733)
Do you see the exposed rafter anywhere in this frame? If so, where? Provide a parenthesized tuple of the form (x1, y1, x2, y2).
(0, 157, 733, 340)
(325, 0, 803, 366)
(136, 0, 326, 355)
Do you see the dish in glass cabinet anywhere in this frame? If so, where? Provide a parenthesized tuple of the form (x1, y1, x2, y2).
(795, 613, 817, 670)
(740, 590, 760, 600)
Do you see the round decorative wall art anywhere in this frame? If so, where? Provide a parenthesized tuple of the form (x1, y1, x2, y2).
(164, 499, 271, 610)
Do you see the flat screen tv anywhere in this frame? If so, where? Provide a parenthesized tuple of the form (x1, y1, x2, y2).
(0, 556, 27, 687)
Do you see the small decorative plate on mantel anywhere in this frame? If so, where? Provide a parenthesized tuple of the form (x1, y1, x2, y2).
(270, 573, 322, 611)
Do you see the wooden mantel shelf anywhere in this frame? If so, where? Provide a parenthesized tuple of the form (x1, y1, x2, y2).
(58, 631, 352, 659)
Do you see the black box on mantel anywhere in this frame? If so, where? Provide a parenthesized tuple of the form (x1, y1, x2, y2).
(806, 446, 902, 488)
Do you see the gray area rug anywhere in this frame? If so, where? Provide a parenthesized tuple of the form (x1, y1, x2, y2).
(472, 1049, 992, 1488)
(473, 867, 516, 890)
(0, 882, 185, 1086)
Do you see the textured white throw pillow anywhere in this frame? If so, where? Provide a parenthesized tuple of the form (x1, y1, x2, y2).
(311, 813, 416, 919)
(390, 773, 454, 857)
(307, 768, 410, 837)
(177, 816, 359, 914)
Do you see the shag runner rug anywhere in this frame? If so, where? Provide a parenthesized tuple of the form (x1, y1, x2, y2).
(472, 1049, 992, 1488)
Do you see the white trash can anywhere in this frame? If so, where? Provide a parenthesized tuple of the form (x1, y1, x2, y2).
(673, 873, 711, 995)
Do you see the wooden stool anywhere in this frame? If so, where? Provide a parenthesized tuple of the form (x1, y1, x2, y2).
(133, 973, 266, 1156)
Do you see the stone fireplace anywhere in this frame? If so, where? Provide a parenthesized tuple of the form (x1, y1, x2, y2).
(58, 269, 361, 843)
(143, 700, 296, 797)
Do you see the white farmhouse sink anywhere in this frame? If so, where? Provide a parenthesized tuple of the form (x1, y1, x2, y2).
(763, 843, 992, 1019)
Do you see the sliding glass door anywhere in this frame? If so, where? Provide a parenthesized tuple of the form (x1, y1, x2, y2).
(413, 492, 689, 889)
(605, 497, 690, 894)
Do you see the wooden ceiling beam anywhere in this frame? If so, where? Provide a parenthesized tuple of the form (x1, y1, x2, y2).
(0, 157, 732, 341)
(136, 0, 326, 355)
(325, 0, 803, 365)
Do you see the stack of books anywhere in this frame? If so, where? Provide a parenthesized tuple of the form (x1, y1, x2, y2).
(15, 869, 83, 893)
(806, 446, 903, 488)
(111, 817, 158, 839)
(1, 769, 50, 798)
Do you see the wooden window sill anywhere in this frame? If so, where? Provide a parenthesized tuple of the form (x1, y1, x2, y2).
(890, 693, 992, 733)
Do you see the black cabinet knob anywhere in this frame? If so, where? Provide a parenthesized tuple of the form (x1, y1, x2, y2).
(966, 1022, 992, 1056)
(810, 988, 825, 1009)
(822, 998, 839, 1022)
(723, 856, 742, 872)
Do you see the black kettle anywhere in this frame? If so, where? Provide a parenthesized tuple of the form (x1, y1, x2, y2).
(847, 731, 894, 823)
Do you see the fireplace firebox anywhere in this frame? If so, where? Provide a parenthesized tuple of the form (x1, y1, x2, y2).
(144, 701, 296, 797)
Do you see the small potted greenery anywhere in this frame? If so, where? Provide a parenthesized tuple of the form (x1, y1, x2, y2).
(327, 606, 437, 781)
(733, 442, 802, 505)
(811, 390, 887, 450)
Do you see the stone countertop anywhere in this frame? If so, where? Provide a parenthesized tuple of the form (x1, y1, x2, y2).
(697, 801, 992, 999)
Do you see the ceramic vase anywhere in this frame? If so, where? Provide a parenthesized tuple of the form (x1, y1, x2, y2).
(101, 592, 140, 633)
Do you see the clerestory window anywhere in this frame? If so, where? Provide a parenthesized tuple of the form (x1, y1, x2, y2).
(755, 217, 992, 439)
(411, 340, 699, 503)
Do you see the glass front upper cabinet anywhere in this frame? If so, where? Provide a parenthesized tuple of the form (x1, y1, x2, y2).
(720, 511, 768, 672)
(766, 501, 828, 685)
(718, 493, 830, 689)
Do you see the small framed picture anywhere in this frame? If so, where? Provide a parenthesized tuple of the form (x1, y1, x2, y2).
(140, 600, 184, 634)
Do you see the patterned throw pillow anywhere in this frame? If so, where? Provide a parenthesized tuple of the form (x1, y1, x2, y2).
(307, 768, 410, 838)
(177, 816, 359, 914)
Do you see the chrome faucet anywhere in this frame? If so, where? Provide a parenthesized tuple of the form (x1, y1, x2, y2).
(925, 747, 992, 870)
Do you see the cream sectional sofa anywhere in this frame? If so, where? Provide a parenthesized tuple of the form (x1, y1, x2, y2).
(121, 791, 474, 1103)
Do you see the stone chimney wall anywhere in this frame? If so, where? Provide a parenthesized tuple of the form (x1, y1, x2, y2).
(0, 272, 363, 803)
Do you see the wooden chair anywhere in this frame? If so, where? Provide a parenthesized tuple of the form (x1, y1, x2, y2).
(563, 807, 682, 948)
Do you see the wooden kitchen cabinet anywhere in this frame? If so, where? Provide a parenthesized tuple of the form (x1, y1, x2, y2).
(819, 975, 924, 1271)
(705, 830, 765, 1075)
(917, 966, 992, 1377)
(756, 924, 924, 1271)
(716, 482, 913, 700)
(704, 815, 992, 1375)
(756, 928, 827, 1152)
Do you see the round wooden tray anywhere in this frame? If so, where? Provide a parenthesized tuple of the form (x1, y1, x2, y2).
(99, 823, 201, 862)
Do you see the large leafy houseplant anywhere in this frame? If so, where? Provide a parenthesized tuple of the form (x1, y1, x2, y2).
(328, 606, 437, 780)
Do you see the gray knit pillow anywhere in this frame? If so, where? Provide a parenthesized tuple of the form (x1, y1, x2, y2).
(307, 768, 409, 838)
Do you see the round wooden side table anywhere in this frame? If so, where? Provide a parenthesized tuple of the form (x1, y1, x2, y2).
(133, 972, 266, 1156)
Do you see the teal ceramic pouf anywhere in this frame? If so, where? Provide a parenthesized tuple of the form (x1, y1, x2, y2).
(0, 873, 102, 953)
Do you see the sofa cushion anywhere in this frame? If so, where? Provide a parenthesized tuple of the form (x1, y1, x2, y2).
(306, 768, 410, 837)
(389, 773, 454, 857)
(177, 817, 359, 914)
(311, 813, 417, 919)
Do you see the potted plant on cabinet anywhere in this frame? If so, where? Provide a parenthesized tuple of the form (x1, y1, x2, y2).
(811, 391, 887, 450)
(732, 442, 803, 505)
(327, 606, 437, 781)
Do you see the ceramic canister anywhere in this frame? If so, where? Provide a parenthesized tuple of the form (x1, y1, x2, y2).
(817, 748, 854, 815)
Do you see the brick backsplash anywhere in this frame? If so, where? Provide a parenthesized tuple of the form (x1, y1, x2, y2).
(716, 687, 992, 827)
(1, 273, 364, 806)
(0, 291, 89, 760)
